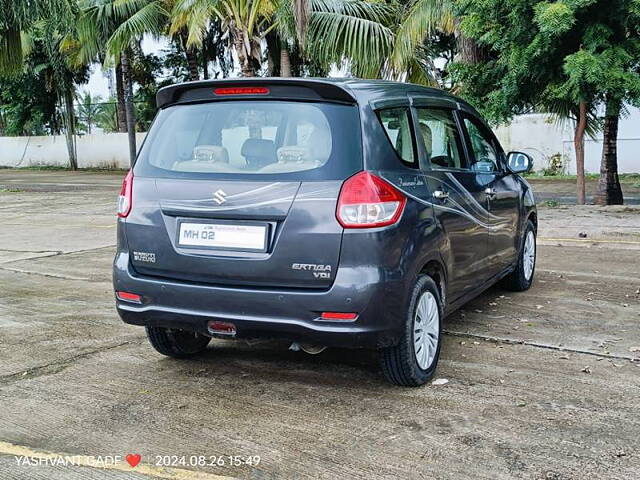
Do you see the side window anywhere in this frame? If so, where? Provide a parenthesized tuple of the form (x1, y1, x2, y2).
(377, 108, 416, 166)
(463, 117, 500, 173)
(415, 108, 465, 170)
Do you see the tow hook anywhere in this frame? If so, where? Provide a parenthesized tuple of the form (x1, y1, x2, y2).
(207, 321, 237, 337)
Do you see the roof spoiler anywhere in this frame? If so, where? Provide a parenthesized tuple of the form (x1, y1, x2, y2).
(156, 78, 358, 109)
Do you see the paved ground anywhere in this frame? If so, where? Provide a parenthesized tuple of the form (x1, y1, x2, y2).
(0, 169, 639, 480)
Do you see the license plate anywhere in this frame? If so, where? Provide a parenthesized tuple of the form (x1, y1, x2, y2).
(178, 222, 268, 251)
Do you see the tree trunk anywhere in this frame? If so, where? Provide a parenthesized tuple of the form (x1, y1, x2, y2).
(115, 63, 127, 133)
(179, 31, 200, 81)
(186, 49, 200, 81)
(265, 31, 280, 76)
(203, 52, 209, 80)
(121, 51, 137, 166)
(594, 99, 623, 205)
(63, 88, 78, 170)
(280, 47, 292, 77)
(454, 18, 487, 65)
(234, 30, 257, 77)
(574, 101, 587, 205)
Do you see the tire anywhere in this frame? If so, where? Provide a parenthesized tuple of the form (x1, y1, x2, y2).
(380, 275, 443, 387)
(145, 326, 211, 358)
(501, 220, 536, 292)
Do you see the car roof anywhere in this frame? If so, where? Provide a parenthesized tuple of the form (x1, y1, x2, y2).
(156, 77, 479, 116)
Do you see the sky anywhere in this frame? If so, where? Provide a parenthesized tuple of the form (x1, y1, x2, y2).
(83, 36, 169, 98)
(83, 36, 349, 98)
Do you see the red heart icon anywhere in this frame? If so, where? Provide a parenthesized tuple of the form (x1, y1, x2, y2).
(126, 454, 141, 467)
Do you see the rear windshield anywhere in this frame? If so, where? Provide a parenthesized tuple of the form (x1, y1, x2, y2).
(135, 100, 362, 180)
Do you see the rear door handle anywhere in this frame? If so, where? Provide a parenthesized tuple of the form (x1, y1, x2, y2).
(433, 190, 449, 200)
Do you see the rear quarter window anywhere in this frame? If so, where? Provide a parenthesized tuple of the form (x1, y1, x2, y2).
(376, 108, 416, 167)
(135, 100, 362, 181)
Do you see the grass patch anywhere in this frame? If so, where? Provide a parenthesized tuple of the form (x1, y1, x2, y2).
(525, 173, 600, 181)
(20, 165, 69, 171)
(0, 187, 23, 193)
(14, 165, 128, 173)
(525, 173, 640, 183)
(543, 200, 560, 208)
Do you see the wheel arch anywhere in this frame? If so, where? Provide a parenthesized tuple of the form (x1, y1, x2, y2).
(527, 210, 538, 232)
(419, 259, 447, 307)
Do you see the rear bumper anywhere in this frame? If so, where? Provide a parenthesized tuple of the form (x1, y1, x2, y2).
(113, 252, 407, 348)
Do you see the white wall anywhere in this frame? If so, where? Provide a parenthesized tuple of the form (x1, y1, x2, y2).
(1, 108, 638, 173)
(495, 107, 640, 174)
(0, 132, 147, 169)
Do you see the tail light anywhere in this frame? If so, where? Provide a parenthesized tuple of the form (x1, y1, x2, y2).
(117, 170, 133, 218)
(336, 171, 406, 228)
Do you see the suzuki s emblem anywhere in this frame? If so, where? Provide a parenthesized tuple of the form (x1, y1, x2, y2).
(213, 189, 228, 205)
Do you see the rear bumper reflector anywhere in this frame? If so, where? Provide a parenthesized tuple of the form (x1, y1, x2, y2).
(116, 291, 142, 304)
(320, 312, 358, 321)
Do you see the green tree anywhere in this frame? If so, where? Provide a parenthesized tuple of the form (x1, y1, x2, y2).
(591, 0, 640, 205)
(0, 48, 59, 136)
(455, 0, 640, 205)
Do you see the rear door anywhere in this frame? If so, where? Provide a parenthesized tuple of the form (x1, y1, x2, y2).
(412, 103, 491, 301)
(460, 113, 520, 277)
(126, 98, 362, 289)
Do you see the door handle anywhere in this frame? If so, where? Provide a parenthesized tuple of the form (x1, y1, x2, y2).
(433, 190, 449, 200)
(484, 187, 497, 197)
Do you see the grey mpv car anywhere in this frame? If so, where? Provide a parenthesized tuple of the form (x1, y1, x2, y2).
(113, 78, 537, 387)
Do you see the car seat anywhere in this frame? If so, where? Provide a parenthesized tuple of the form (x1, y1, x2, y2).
(241, 138, 277, 169)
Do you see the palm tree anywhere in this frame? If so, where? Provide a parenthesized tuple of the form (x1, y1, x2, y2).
(69, 0, 135, 132)
(387, 0, 486, 83)
(0, 0, 73, 75)
(173, 0, 276, 77)
(594, 97, 625, 205)
(74, 0, 161, 164)
(77, 91, 103, 133)
(306, 0, 395, 78)
(542, 94, 600, 205)
(95, 98, 120, 132)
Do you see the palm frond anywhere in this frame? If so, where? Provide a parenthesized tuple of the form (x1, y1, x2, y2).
(391, 0, 453, 76)
(172, 0, 220, 48)
(308, 0, 394, 78)
(107, 1, 169, 58)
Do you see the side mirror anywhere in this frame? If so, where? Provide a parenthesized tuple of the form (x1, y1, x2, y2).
(507, 151, 533, 174)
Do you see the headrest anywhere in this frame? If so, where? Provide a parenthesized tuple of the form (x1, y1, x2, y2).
(308, 128, 332, 161)
(193, 145, 229, 163)
(241, 138, 276, 158)
(277, 147, 312, 163)
(420, 123, 433, 151)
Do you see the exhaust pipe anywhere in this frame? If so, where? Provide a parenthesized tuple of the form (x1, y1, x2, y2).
(289, 342, 327, 355)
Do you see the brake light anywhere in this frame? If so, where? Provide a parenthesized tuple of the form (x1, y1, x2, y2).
(214, 87, 270, 96)
(117, 170, 133, 218)
(336, 172, 406, 228)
